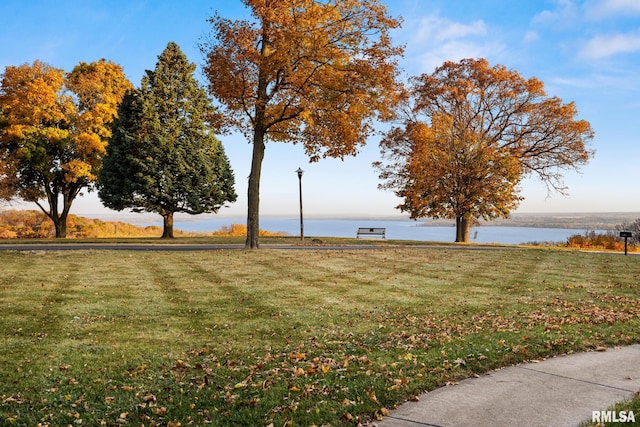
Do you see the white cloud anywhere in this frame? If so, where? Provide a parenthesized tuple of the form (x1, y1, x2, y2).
(535, 0, 640, 24)
(415, 15, 488, 43)
(580, 30, 640, 58)
(584, 0, 640, 19)
(404, 14, 505, 73)
(546, 69, 640, 98)
(532, 0, 579, 25)
(523, 30, 539, 44)
(415, 40, 506, 73)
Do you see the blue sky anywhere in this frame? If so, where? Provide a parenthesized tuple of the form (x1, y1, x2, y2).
(1, 0, 639, 218)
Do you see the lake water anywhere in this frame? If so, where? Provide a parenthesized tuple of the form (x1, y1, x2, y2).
(135, 216, 597, 245)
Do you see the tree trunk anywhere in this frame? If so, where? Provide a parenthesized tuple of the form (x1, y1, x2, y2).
(38, 194, 68, 238)
(57, 192, 74, 239)
(53, 215, 67, 238)
(245, 23, 271, 249)
(162, 212, 174, 239)
(246, 128, 265, 249)
(36, 184, 79, 238)
(455, 214, 472, 242)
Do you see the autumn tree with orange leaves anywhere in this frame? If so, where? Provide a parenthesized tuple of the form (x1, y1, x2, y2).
(376, 58, 594, 242)
(201, 0, 403, 248)
(0, 60, 131, 237)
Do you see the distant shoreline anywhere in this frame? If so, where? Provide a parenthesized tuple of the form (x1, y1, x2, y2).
(495, 212, 639, 230)
(4, 209, 635, 243)
(79, 211, 640, 231)
(416, 212, 640, 230)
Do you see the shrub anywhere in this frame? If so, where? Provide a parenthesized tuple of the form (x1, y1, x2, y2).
(565, 230, 633, 251)
(211, 223, 288, 237)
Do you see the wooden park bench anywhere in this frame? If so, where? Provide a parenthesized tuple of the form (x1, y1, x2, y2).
(356, 227, 386, 239)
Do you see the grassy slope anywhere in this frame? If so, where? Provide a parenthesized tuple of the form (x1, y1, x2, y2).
(1, 247, 639, 426)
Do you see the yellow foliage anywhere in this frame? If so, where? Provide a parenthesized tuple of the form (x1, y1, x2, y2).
(0, 59, 132, 210)
(62, 159, 95, 182)
(0, 61, 70, 126)
(74, 132, 106, 157)
(40, 127, 71, 142)
(0, 229, 18, 239)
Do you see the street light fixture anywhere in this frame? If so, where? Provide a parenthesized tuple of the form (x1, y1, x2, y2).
(296, 167, 304, 241)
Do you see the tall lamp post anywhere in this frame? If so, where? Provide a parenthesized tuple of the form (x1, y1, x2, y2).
(296, 168, 304, 241)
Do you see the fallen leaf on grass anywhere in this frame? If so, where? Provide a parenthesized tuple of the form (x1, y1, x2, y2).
(288, 352, 306, 362)
(341, 398, 355, 406)
(2, 396, 24, 404)
(143, 393, 157, 402)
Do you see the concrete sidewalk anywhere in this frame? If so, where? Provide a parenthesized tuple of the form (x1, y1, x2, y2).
(375, 345, 640, 427)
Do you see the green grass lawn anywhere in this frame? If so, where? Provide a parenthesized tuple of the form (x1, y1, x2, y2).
(1, 246, 639, 426)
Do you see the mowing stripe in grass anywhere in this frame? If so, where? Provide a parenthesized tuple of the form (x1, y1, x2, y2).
(1, 248, 639, 426)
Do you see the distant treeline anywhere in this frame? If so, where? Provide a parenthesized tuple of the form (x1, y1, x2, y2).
(0, 210, 166, 239)
(418, 213, 640, 230)
(0, 210, 289, 239)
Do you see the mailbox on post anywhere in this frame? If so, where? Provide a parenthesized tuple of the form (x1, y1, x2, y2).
(620, 231, 633, 255)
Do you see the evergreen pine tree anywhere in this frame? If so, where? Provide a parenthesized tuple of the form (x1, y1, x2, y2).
(99, 42, 236, 238)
